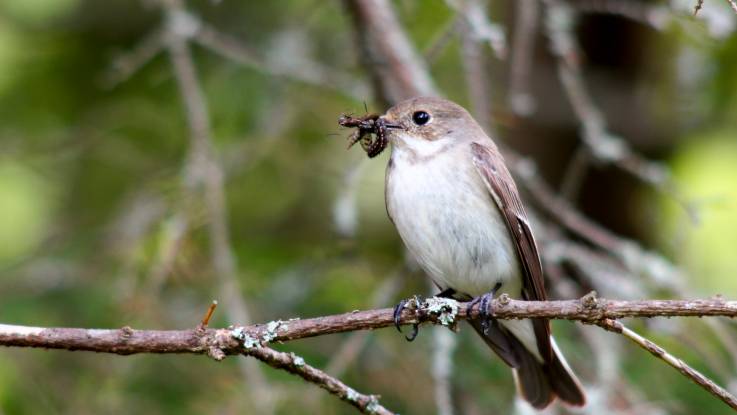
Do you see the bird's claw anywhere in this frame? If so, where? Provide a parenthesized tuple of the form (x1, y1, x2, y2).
(467, 282, 502, 335)
(393, 299, 409, 333)
(393, 295, 424, 342)
(404, 323, 419, 341)
(466, 296, 482, 321)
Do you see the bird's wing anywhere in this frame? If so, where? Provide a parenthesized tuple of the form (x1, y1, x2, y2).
(470, 142, 552, 363)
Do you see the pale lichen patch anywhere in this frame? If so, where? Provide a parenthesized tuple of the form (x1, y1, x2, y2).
(262, 320, 287, 343)
(345, 387, 359, 402)
(424, 297, 459, 326)
(230, 327, 260, 349)
(290, 352, 305, 367)
(365, 396, 381, 414)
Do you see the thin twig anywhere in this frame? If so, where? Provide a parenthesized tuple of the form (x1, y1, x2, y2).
(458, 0, 493, 133)
(508, 0, 539, 116)
(598, 318, 737, 411)
(432, 323, 457, 415)
(423, 15, 460, 64)
(144, 211, 189, 293)
(422, 277, 458, 415)
(508, 155, 625, 252)
(198, 300, 218, 330)
(445, 0, 506, 59)
(558, 144, 590, 201)
(333, 158, 370, 238)
(243, 346, 394, 415)
(676, 329, 735, 382)
(105, 4, 365, 99)
(105, 28, 166, 87)
(705, 318, 737, 373)
(193, 21, 368, 100)
(694, 0, 705, 15)
(728, 0, 737, 14)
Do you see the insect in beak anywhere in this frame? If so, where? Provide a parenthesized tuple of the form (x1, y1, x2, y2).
(339, 113, 402, 158)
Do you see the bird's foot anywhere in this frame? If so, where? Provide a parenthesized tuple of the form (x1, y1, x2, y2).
(393, 288, 461, 341)
(466, 282, 502, 335)
(393, 295, 424, 341)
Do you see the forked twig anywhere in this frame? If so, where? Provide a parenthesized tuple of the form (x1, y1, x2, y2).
(598, 318, 737, 410)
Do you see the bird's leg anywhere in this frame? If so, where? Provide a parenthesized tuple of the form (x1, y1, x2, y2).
(346, 129, 363, 149)
(393, 294, 424, 342)
(466, 282, 502, 335)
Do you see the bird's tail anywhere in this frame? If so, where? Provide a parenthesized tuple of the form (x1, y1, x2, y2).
(469, 320, 586, 409)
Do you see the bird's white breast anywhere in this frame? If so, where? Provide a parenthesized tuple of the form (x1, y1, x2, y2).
(385, 140, 521, 297)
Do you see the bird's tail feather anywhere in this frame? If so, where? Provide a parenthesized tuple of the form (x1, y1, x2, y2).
(469, 320, 586, 409)
(547, 337, 586, 406)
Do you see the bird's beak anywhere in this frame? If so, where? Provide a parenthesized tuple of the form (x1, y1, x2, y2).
(380, 115, 403, 130)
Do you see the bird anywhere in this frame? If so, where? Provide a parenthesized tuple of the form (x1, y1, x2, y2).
(378, 96, 586, 409)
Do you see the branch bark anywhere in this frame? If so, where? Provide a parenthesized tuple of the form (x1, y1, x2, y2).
(2, 296, 736, 355)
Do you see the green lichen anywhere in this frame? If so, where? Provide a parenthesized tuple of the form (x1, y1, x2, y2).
(425, 297, 459, 326)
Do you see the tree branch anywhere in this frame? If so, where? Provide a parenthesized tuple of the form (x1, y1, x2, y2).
(598, 318, 737, 410)
(343, 0, 438, 103)
(3, 296, 736, 355)
(243, 345, 394, 415)
(4, 296, 737, 411)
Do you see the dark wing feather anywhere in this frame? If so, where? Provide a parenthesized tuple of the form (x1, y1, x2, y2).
(470, 142, 553, 363)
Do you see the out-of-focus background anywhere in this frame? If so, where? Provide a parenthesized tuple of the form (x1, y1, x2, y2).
(1, 0, 737, 414)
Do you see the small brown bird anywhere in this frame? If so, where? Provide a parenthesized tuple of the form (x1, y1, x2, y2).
(377, 97, 586, 409)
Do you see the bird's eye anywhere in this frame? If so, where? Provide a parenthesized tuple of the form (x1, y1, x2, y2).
(412, 111, 431, 126)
